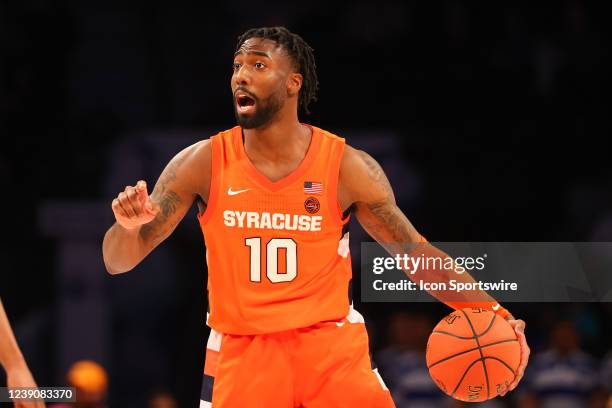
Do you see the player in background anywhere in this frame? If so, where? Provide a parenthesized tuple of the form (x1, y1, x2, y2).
(103, 27, 529, 406)
(0, 299, 45, 408)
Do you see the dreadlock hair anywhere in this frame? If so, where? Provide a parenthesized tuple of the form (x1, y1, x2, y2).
(235, 27, 319, 115)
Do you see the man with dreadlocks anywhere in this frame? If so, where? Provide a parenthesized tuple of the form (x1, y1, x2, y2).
(103, 26, 528, 407)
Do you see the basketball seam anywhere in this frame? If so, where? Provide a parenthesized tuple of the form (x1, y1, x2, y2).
(449, 357, 516, 399)
(427, 338, 518, 369)
(461, 309, 491, 400)
(432, 313, 497, 340)
(450, 357, 481, 398)
(483, 356, 517, 376)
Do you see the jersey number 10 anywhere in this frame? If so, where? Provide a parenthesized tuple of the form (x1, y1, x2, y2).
(245, 237, 297, 283)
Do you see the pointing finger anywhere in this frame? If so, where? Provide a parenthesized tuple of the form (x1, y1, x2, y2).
(136, 180, 151, 204)
(136, 180, 148, 194)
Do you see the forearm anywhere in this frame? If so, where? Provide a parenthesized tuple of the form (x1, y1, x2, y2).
(356, 203, 508, 316)
(346, 148, 508, 315)
(0, 300, 27, 372)
(399, 241, 510, 317)
(346, 147, 527, 389)
(102, 223, 148, 274)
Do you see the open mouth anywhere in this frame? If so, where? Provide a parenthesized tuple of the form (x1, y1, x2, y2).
(235, 92, 256, 114)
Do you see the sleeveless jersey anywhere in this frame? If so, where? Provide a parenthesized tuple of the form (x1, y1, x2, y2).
(198, 125, 351, 335)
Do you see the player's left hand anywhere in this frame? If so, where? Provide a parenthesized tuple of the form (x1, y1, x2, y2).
(502, 316, 530, 395)
(6, 365, 46, 408)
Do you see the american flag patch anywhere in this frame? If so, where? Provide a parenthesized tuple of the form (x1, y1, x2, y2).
(304, 181, 323, 194)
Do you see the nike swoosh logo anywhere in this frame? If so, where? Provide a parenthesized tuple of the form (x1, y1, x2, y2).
(336, 322, 345, 327)
(227, 187, 250, 196)
(492, 304, 500, 311)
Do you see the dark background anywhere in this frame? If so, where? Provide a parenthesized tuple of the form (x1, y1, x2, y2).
(1, 1, 611, 407)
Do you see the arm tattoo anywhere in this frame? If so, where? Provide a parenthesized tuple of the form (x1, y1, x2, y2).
(139, 190, 182, 244)
(363, 202, 413, 240)
(356, 151, 497, 305)
(139, 154, 187, 243)
(159, 190, 181, 218)
(356, 151, 420, 246)
(357, 151, 394, 200)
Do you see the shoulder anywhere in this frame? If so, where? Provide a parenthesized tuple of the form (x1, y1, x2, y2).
(178, 127, 238, 183)
(177, 125, 239, 165)
(338, 144, 392, 205)
(310, 127, 370, 184)
(182, 127, 236, 159)
(309, 126, 388, 190)
(186, 138, 212, 160)
(313, 126, 345, 141)
(162, 136, 215, 190)
(173, 138, 212, 171)
(307, 124, 347, 151)
(340, 144, 381, 178)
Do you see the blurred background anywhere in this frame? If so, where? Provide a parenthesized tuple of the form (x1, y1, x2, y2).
(1, 1, 611, 407)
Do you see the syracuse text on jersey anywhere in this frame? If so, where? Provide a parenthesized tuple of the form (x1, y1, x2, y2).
(223, 210, 323, 231)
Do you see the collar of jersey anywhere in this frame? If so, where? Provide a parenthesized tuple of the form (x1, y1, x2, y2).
(232, 124, 321, 192)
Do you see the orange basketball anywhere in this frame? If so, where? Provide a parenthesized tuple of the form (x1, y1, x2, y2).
(426, 308, 520, 402)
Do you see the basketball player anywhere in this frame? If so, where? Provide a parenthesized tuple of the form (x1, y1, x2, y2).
(0, 299, 45, 408)
(102, 27, 529, 407)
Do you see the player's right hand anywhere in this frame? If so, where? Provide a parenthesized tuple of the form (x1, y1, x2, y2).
(111, 180, 160, 230)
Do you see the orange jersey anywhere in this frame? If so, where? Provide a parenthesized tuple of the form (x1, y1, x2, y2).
(198, 125, 351, 335)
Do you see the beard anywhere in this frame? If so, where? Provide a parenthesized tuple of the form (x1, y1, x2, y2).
(234, 91, 284, 129)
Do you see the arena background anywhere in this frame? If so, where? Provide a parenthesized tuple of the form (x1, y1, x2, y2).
(1, 1, 611, 407)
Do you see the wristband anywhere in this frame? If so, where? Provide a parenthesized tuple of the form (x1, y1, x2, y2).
(491, 303, 511, 319)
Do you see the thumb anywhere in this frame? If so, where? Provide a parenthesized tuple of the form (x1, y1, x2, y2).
(514, 320, 526, 334)
(144, 198, 160, 216)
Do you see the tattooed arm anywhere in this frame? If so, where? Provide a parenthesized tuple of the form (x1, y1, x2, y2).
(339, 145, 505, 304)
(338, 145, 422, 248)
(102, 139, 211, 274)
(339, 145, 529, 392)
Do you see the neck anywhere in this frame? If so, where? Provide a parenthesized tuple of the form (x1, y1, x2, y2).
(242, 108, 311, 163)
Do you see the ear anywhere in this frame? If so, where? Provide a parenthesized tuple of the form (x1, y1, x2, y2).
(287, 72, 303, 98)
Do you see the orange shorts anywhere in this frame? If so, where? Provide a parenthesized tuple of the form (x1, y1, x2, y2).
(200, 308, 395, 407)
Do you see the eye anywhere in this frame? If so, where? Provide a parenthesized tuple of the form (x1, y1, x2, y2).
(255, 62, 266, 69)
(232, 62, 241, 71)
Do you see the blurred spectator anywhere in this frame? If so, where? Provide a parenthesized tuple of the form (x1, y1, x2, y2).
(519, 321, 600, 408)
(376, 312, 446, 408)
